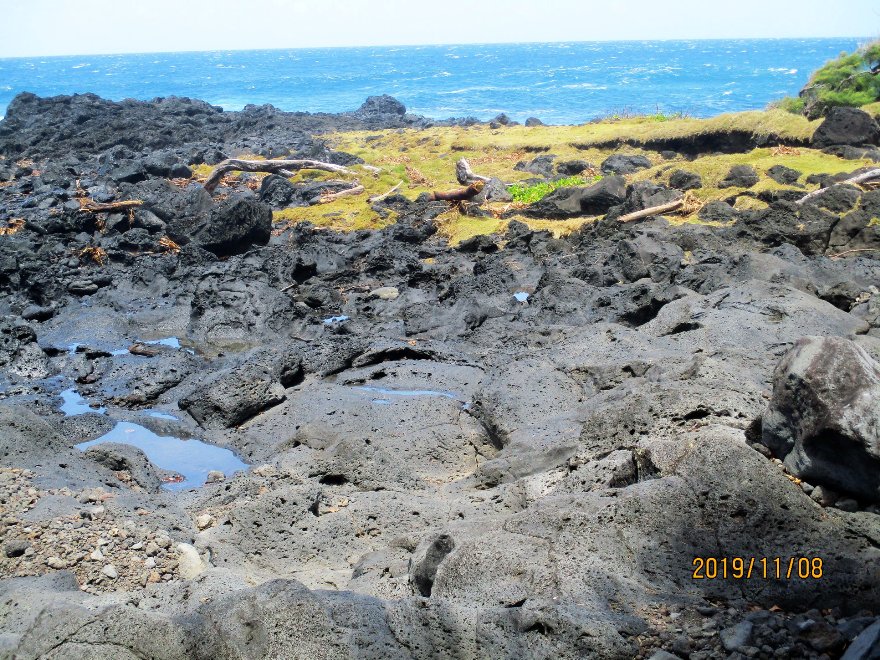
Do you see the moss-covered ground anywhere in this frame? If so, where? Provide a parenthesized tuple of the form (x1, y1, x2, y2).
(192, 108, 877, 244)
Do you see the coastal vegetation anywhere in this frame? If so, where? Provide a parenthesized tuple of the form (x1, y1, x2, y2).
(774, 39, 880, 118)
(188, 107, 870, 244)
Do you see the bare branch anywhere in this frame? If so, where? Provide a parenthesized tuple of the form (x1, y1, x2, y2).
(455, 158, 492, 185)
(368, 182, 403, 203)
(319, 184, 365, 203)
(429, 181, 485, 202)
(796, 168, 880, 206)
(616, 198, 684, 223)
(78, 199, 144, 213)
(202, 158, 353, 194)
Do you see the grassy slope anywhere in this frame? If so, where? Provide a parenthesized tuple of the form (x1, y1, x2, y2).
(193, 109, 876, 244)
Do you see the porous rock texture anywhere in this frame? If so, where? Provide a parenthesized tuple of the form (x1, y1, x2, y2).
(0, 93, 878, 659)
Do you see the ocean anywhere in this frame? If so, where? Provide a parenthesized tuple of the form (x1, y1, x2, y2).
(0, 38, 864, 124)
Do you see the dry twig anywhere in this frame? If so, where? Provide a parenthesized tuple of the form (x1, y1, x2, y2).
(79, 246, 108, 266)
(319, 184, 365, 204)
(828, 248, 880, 259)
(0, 218, 25, 236)
(368, 182, 403, 203)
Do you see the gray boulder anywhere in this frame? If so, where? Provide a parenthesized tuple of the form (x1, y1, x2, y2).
(763, 336, 880, 502)
(0, 317, 50, 380)
(842, 619, 880, 660)
(83, 442, 163, 492)
(179, 350, 302, 429)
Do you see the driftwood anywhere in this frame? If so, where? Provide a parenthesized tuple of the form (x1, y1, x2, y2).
(202, 159, 353, 194)
(319, 184, 365, 203)
(829, 248, 880, 259)
(429, 181, 485, 202)
(455, 158, 492, 185)
(617, 198, 684, 223)
(78, 199, 144, 213)
(368, 182, 403, 203)
(796, 168, 880, 206)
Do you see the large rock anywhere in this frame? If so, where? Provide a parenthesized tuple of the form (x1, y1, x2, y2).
(763, 336, 880, 502)
(191, 196, 272, 257)
(354, 94, 406, 120)
(514, 155, 556, 178)
(258, 174, 301, 208)
(669, 169, 702, 191)
(179, 350, 302, 429)
(83, 442, 163, 492)
(718, 164, 759, 189)
(812, 107, 880, 148)
(0, 317, 50, 380)
(523, 176, 626, 218)
(601, 154, 651, 175)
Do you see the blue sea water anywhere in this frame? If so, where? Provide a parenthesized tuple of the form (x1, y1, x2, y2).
(0, 39, 864, 124)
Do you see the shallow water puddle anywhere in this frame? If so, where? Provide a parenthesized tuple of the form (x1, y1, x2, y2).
(354, 385, 470, 410)
(323, 315, 350, 325)
(144, 410, 178, 421)
(144, 337, 181, 349)
(59, 388, 106, 416)
(513, 291, 530, 303)
(76, 422, 249, 490)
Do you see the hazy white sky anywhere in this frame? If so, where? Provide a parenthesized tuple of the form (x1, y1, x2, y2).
(1, 0, 878, 58)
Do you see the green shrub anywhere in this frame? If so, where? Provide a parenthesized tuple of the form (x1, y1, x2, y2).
(771, 96, 806, 115)
(798, 41, 880, 117)
(508, 175, 600, 204)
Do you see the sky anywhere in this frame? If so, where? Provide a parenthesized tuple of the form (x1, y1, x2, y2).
(1, 0, 878, 58)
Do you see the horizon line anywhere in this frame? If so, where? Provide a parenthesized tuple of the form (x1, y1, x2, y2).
(0, 34, 871, 61)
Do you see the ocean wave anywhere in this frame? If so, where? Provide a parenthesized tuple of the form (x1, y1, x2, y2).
(561, 83, 608, 90)
(71, 63, 90, 69)
(437, 86, 511, 95)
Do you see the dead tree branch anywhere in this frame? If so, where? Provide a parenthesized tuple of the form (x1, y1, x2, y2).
(368, 182, 403, 203)
(203, 159, 353, 194)
(828, 248, 880, 259)
(796, 168, 880, 206)
(319, 184, 365, 203)
(429, 181, 485, 202)
(616, 198, 684, 223)
(455, 158, 492, 185)
(78, 199, 144, 213)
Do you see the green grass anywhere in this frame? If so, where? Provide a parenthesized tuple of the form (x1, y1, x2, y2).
(771, 96, 807, 115)
(508, 175, 600, 203)
(184, 109, 874, 244)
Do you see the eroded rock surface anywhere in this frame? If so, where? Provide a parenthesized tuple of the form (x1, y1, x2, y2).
(0, 92, 879, 659)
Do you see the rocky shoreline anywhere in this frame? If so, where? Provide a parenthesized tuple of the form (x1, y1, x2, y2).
(0, 92, 879, 659)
